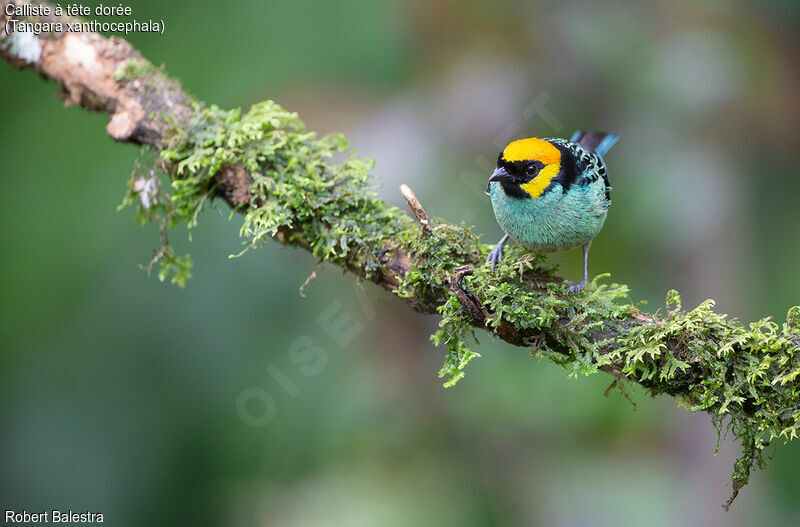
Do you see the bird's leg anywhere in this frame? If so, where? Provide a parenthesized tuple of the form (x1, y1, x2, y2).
(567, 241, 592, 293)
(486, 233, 510, 270)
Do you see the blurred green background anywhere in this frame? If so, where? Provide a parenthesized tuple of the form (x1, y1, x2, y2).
(2, 0, 800, 525)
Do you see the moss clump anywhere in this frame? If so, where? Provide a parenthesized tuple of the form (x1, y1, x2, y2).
(159, 100, 410, 277)
(121, 99, 413, 283)
(395, 221, 482, 301)
(614, 293, 800, 508)
(118, 154, 193, 286)
(432, 291, 481, 387)
(393, 220, 486, 384)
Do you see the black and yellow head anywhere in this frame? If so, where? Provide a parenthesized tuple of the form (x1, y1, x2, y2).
(488, 137, 564, 199)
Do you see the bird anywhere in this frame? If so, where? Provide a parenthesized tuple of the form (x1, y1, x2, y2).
(485, 130, 618, 292)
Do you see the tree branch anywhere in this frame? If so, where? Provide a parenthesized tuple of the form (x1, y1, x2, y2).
(3, 0, 799, 508)
(399, 183, 431, 234)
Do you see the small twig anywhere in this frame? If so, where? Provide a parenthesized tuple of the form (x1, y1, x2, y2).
(399, 184, 430, 233)
(299, 268, 318, 296)
(450, 266, 487, 324)
(604, 378, 637, 409)
(141, 246, 165, 276)
(139, 216, 172, 276)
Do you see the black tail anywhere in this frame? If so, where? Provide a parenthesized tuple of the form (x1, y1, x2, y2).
(570, 131, 619, 157)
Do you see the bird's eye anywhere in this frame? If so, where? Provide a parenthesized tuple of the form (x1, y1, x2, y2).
(525, 163, 540, 177)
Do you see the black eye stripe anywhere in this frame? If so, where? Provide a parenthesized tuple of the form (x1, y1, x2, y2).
(513, 160, 544, 180)
(492, 153, 547, 199)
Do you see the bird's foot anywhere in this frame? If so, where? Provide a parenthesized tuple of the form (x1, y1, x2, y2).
(486, 243, 505, 270)
(565, 278, 587, 294)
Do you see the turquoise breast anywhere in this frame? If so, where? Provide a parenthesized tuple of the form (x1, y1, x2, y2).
(488, 179, 608, 252)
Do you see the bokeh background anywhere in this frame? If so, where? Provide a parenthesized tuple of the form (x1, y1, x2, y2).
(2, 0, 800, 525)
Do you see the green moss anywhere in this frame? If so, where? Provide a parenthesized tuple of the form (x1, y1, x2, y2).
(118, 153, 193, 286)
(612, 291, 800, 508)
(427, 247, 799, 505)
(120, 99, 414, 284)
(395, 221, 482, 301)
(432, 292, 481, 388)
(113, 58, 161, 83)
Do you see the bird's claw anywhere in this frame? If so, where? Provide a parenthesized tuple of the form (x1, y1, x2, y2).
(486, 244, 504, 270)
(565, 279, 587, 294)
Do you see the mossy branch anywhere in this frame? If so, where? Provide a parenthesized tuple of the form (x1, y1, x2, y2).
(3, 1, 799, 509)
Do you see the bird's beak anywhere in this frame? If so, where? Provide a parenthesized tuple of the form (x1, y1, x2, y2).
(488, 167, 512, 184)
